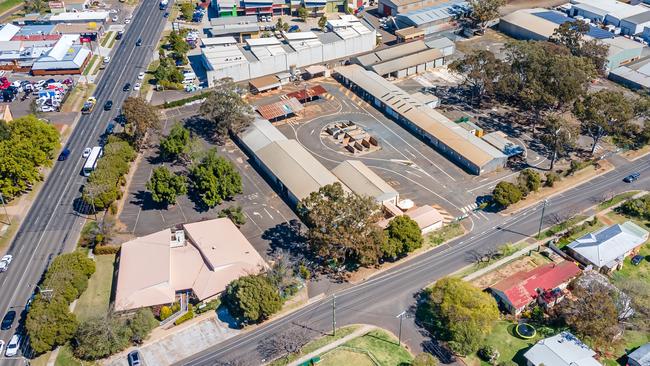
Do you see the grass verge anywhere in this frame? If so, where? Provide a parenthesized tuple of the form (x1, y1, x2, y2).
(270, 325, 361, 366)
(462, 321, 545, 366)
(598, 191, 640, 211)
(0, 0, 22, 16)
(426, 222, 464, 248)
(341, 329, 413, 366)
(83, 55, 99, 76)
(99, 31, 114, 48)
(73, 254, 115, 322)
(54, 344, 86, 366)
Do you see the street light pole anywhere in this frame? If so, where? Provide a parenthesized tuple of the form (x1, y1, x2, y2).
(0, 193, 10, 225)
(537, 199, 548, 238)
(396, 311, 406, 346)
(332, 294, 336, 336)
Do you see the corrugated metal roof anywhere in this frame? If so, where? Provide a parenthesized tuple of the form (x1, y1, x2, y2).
(371, 48, 442, 75)
(256, 97, 304, 120)
(356, 40, 429, 67)
(249, 74, 281, 91)
(285, 85, 327, 101)
(622, 10, 650, 25)
(335, 65, 506, 168)
(534, 11, 613, 39)
(500, 9, 558, 39)
(0, 24, 20, 42)
(332, 160, 398, 202)
(256, 139, 342, 201)
(240, 118, 288, 153)
(395, 0, 467, 26)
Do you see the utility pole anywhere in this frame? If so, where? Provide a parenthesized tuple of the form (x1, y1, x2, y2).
(396, 311, 406, 346)
(0, 193, 10, 225)
(332, 294, 336, 336)
(537, 199, 548, 239)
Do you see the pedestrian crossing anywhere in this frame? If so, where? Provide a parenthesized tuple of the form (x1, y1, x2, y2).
(460, 202, 478, 213)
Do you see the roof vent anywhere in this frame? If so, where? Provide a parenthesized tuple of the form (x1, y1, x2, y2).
(171, 230, 185, 247)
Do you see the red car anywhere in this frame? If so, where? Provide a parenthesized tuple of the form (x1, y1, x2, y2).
(0, 77, 10, 90)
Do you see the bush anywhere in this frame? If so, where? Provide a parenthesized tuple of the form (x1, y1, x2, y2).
(174, 305, 194, 326)
(196, 299, 221, 314)
(159, 306, 173, 321)
(298, 264, 311, 280)
(412, 353, 439, 366)
(218, 206, 246, 227)
(383, 215, 423, 259)
(128, 308, 158, 344)
(171, 302, 181, 313)
(478, 345, 499, 363)
(93, 245, 120, 255)
(223, 275, 282, 324)
(73, 317, 131, 360)
(517, 169, 541, 195)
(545, 172, 560, 187)
(492, 181, 523, 208)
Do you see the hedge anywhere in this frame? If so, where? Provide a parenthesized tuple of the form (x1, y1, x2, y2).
(196, 299, 220, 314)
(174, 305, 194, 326)
(93, 245, 120, 255)
(159, 91, 212, 109)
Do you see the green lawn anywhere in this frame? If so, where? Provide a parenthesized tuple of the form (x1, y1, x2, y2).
(0, 0, 22, 16)
(341, 329, 413, 366)
(598, 191, 640, 210)
(270, 325, 361, 366)
(55, 345, 86, 366)
(427, 222, 464, 247)
(82, 55, 99, 76)
(99, 31, 114, 48)
(464, 321, 547, 366)
(321, 348, 375, 366)
(601, 330, 650, 366)
(73, 254, 115, 322)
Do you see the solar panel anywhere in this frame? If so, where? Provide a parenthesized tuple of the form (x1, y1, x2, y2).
(534, 11, 614, 39)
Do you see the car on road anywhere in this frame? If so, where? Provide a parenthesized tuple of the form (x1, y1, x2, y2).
(104, 100, 113, 111)
(631, 254, 645, 266)
(1, 311, 16, 330)
(137, 72, 145, 80)
(128, 350, 142, 365)
(82, 147, 91, 158)
(133, 83, 141, 91)
(5, 334, 20, 357)
(123, 83, 131, 91)
(125, 18, 131, 24)
(623, 172, 640, 183)
(105, 123, 115, 135)
(164, 12, 169, 17)
(58, 147, 71, 161)
(136, 38, 142, 46)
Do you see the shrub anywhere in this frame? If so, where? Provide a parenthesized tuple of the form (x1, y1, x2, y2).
(93, 245, 120, 255)
(517, 169, 541, 196)
(298, 264, 311, 280)
(174, 305, 194, 326)
(218, 206, 246, 227)
(383, 215, 423, 259)
(128, 308, 158, 344)
(492, 181, 523, 208)
(196, 299, 221, 314)
(159, 306, 173, 321)
(545, 172, 560, 187)
(223, 275, 282, 324)
(478, 345, 499, 363)
(171, 302, 181, 313)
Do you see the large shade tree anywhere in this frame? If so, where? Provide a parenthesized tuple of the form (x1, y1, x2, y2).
(199, 78, 254, 143)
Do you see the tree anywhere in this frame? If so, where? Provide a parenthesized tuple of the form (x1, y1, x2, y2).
(297, 6, 309, 21)
(24, 0, 47, 13)
(168, 30, 190, 56)
(517, 169, 541, 196)
(418, 278, 499, 356)
(159, 122, 191, 161)
(189, 149, 242, 207)
(412, 353, 439, 366)
(492, 181, 522, 208)
(180, 2, 194, 20)
(550, 21, 609, 72)
(123, 97, 160, 150)
(449, 50, 503, 105)
(468, 0, 505, 30)
(383, 215, 423, 260)
(219, 205, 247, 227)
(574, 90, 634, 155)
(26, 296, 79, 354)
(146, 166, 187, 206)
(199, 79, 254, 143)
(257, 326, 312, 360)
(560, 281, 620, 348)
(73, 317, 132, 360)
(267, 251, 295, 296)
(540, 115, 577, 170)
(128, 308, 158, 344)
(299, 183, 387, 269)
(276, 18, 289, 32)
(223, 275, 282, 324)
(43, 252, 96, 304)
(154, 56, 184, 85)
(318, 15, 328, 31)
(80, 215, 116, 246)
(615, 279, 650, 332)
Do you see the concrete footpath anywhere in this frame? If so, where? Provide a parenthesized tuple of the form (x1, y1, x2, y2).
(286, 325, 375, 366)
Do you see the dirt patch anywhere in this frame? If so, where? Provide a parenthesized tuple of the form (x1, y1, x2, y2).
(502, 160, 614, 216)
(500, 0, 566, 15)
(622, 145, 650, 161)
(455, 29, 513, 55)
(61, 83, 96, 113)
(470, 253, 551, 289)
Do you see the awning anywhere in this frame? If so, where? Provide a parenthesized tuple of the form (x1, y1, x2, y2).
(256, 97, 304, 120)
(249, 74, 281, 92)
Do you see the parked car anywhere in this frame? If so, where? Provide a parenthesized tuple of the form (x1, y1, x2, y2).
(105, 123, 115, 135)
(164, 12, 169, 17)
(116, 31, 124, 40)
(631, 254, 645, 266)
(133, 83, 142, 91)
(5, 334, 20, 357)
(1, 311, 16, 330)
(104, 100, 113, 111)
(623, 172, 640, 183)
(104, 56, 111, 64)
(128, 350, 142, 366)
(137, 71, 145, 80)
(82, 147, 91, 158)
(123, 83, 131, 91)
(58, 148, 71, 161)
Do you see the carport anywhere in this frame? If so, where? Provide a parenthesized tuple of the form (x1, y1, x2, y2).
(255, 97, 304, 121)
(249, 75, 282, 94)
(285, 85, 328, 103)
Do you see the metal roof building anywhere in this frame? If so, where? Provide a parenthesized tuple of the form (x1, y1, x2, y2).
(352, 39, 447, 78)
(31, 34, 91, 75)
(609, 56, 650, 89)
(332, 160, 398, 204)
(524, 332, 601, 366)
(570, 0, 649, 28)
(239, 118, 288, 153)
(335, 64, 507, 175)
(394, 0, 468, 34)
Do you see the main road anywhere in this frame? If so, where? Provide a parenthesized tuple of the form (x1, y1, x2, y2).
(180, 155, 650, 365)
(0, 0, 169, 360)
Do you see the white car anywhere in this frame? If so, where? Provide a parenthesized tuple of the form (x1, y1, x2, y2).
(0, 340, 5, 355)
(112, 16, 119, 22)
(82, 147, 91, 158)
(133, 83, 141, 91)
(5, 334, 19, 357)
(103, 56, 110, 64)
(1, 255, 12, 265)
(137, 72, 145, 80)
(125, 18, 131, 24)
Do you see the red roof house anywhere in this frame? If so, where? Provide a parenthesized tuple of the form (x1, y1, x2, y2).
(490, 261, 581, 315)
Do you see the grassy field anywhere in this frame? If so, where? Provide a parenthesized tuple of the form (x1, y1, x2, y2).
(55, 345, 85, 366)
(270, 325, 361, 366)
(341, 330, 413, 366)
(321, 348, 375, 366)
(426, 222, 464, 247)
(0, 0, 22, 16)
(73, 254, 115, 322)
(463, 321, 544, 366)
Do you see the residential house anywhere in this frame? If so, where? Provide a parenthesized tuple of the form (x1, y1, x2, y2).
(567, 221, 648, 273)
(628, 343, 650, 366)
(524, 331, 602, 366)
(489, 261, 581, 315)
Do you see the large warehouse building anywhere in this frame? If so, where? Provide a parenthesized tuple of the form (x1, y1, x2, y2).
(499, 8, 645, 71)
(334, 64, 507, 175)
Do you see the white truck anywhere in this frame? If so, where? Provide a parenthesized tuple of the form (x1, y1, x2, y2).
(159, 0, 168, 9)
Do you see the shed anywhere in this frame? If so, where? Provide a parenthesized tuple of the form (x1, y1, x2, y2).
(458, 121, 483, 137)
(285, 85, 328, 103)
(249, 75, 282, 94)
(410, 91, 439, 108)
(239, 118, 288, 154)
(405, 205, 443, 234)
(255, 97, 304, 121)
(482, 131, 523, 157)
(332, 160, 399, 204)
(628, 343, 650, 366)
(395, 27, 424, 43)
(304, 64, 329, 78)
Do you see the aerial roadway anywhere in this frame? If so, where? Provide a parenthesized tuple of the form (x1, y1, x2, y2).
(0, 0, 170, 362)
(179, 155, 650, 365)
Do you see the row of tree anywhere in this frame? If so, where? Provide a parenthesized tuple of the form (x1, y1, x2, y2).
(618, 194, 650, 219)
(491, 169, 544, 208)
(0, 115, 59, 200)
(298, 183, 424, 273)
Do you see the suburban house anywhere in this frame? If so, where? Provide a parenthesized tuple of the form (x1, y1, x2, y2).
(567, 221, 648, 273)
(524, 331, 602, 366)
(489, 261, 581, 315)
(114, 218, 267, 312)
(628, 343, 650, 366)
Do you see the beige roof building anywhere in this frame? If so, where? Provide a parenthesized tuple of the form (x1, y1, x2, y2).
(114, 218, 267, 312)
(332, 160, 398, 204)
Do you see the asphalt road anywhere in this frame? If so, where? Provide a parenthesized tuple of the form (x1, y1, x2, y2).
(178, 154, 650, 366)
(0, 0, 169, 361)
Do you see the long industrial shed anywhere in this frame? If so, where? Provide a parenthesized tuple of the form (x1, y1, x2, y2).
(334, 64, 507, 175)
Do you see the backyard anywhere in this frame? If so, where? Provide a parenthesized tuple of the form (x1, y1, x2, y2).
(73, 254, 116, 321)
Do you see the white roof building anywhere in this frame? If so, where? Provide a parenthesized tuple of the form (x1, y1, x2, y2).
(524, 332, 602, 366)
(49, 10, 110, 23)
(31, 34, 90, 72)
(0, 24, 20, 42)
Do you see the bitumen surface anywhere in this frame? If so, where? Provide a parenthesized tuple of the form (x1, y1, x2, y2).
(0, 0, 169, 363)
